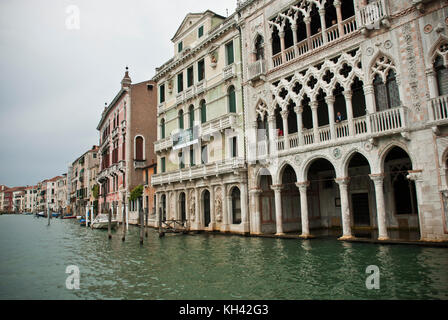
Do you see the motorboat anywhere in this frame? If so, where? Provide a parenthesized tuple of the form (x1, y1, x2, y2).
(91, 214, 118, 230)
(36, 212, 46, 218)
(62, 215, 77, 220)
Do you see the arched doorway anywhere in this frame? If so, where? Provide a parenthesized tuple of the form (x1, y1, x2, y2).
(384, 146, 420, 239)
(161, 194, 167, 222)
(347, 153, 372, 229)
(306, 158, 337, 231)
(179, 192, 186, 223)
(231, 187, 241, 225)
(259, 172, 275, 234)
(203, 190, 211, 228)
(280, 165, 301, 233)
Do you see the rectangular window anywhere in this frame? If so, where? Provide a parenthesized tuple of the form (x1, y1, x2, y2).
(231, 137, 238, 158)
(198, 59, 205, 82)
(198, 26, 204, 38)
(190, 148, 195, 167)
(201, 145, 208, 165)
(179, 152, 185, 169)
(226, 40, 234, 65)
(160, 84, 165, 103)
(187, 66, 194, 88)
(177, 73, 184, 93)
(161, 157, 166, 173)
(178, 41, 183, 53)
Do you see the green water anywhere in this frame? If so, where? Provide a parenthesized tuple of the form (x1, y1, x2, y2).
(0, 215, 447, 300)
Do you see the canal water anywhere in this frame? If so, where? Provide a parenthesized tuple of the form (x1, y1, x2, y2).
(0, 215, 447, 300)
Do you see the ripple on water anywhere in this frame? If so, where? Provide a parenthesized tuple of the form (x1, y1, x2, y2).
(1, 215, 448, 300)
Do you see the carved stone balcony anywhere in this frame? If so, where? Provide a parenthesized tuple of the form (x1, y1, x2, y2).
(152, 158, 245, 186)
(196, 80, 206, 95)
(201, 113, 238, 137)
(358, 0, 389, 34)
(428, 94, 448, 127)
(185, 87, 195, 101)
(248, 59, 266, 83)
(176, 92, 184, 106)
(223, 64, 236, 80)
(154, 136, 174, 153)
(134, 160, 147, 169)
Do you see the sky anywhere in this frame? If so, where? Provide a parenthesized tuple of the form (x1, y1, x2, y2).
(0, 0, 237, 187)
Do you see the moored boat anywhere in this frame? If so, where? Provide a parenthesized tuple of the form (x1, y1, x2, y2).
(91, 214, 118, 230)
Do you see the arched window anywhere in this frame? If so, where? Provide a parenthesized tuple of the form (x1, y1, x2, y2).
(200, 100, 207, 123)
(189, 105, 195, 128)
(160, 119, 166, 139)
(386, 70, 400, 108)
(255, 35, 264, 61)
(135, 136, 144, 161)
(178, 110, 184, 130)
(231, 187, 241, 224)
(228, 86, 236, 113)
(435, 55, 448, 96)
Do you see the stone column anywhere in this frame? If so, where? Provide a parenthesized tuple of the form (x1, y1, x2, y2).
(326, 96, 336, 140)
(279, 31, 286, 63)
(426, 69, 439, 99)
(364, 84, 375, 133)
(292, 23, 298, 56)
(344, 90, 355, 136)
(210, 186, 215, 230)
(294, 106, 304, 146)
(281, 110, 289, 149)
(304, 16, 312, 49)
(370, 174, 389, 240)
(194, 188, 200, 229)
(240, 182, 250, 234)
(250, 189, 263, 235)
(319, 8, 328, 44)
(407, 171, 424, 241)
(334, 0, 344, 35)
(335, 178, 353, 240)
(221, 185, 229, 232)
(271, 185, 284, 235)
(311, 101, 320, 144)
(268, 114, 276, 155)
(296, 182, 312, 239)
(249, 121, 258, 163)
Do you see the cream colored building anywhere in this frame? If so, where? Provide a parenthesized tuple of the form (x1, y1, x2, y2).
(151, 11, 249, 233)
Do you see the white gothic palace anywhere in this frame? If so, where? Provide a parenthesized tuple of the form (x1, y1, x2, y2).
(152, 0, 448, 242)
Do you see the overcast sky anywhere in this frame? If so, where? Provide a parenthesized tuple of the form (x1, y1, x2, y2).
(0, 0, 237, 187)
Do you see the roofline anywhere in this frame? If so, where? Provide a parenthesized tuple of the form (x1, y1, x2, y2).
(171, 10, 226, 42)
(72, 146, 99, 166)
(96, 89, 127, 131)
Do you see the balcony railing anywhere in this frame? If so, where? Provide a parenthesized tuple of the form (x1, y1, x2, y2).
(271, 16, 358, 69)
(196, 80, 206, 95)
(249, 107, 408, 160)
(152, 158, 245, 186)
(429, 94, 448, 123)
(358, 0, 388, 30)
(176, 92, 184, 105)
(154, 136, 174, 153)
(248, 59, 266, 81)
(223, 64, 236, 80)
(201, 113, 237, 137)
(134, 160, 147, 169)
(185, 86, 195, 100)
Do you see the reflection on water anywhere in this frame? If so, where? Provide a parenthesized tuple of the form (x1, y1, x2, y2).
(0, 215, 447, 300)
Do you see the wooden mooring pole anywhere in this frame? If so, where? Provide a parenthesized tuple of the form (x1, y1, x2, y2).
(122, 199, 126, 242)
(139, 201, 144, 245)
(145, 207, 149, 238)
(47, 206, 50, 226)
(108, 208, 112, 240)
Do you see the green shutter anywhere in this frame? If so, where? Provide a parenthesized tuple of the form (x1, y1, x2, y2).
(178, 41, 183, 52)
(189, 107, 194, 128)
(161, 158, 166, 173)
(178, 73, 183, 93)
(229, 87, 236, 113)
(226, 41, 234, 65)
(160, 85, 165, 103)
(179, 112, 184, 130)
(201, 101, 207, 123)
(198, 60, 204, 82)
(198, 26, 204, 38)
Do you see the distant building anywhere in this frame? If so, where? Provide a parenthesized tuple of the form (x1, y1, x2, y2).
(0, 185, 8, 213)
(55, 175, 68, 213)
(96, 68, 157, 223)
(24, 186, 38, 213)
(70, 146, 99, 216)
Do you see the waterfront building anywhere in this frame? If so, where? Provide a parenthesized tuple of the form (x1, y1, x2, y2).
(24, 186, 38, 213)
(55, 175, 68, 214)
(11, 187, 25, 213)
(36, 181, 46, 212)
(0, 185, 7, 213)
(142, 164, 157, 222)
(96, 69, 157, 224)
(46, 176, 63, 212)
(70, 146, 99, 216)
(236, 0, 448, 241)
(151, 11, 248, 233)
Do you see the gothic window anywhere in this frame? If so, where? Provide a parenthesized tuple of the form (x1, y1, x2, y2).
(178, 110, 184, 130)
(372, 55, 400, 111)
(255, 35, 264, 61)
(435, 55, 448, 96)
(271, 26, 281, 55)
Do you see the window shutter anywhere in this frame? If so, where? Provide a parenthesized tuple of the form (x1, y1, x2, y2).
(229, 87, 236, 113)
(226, 41, 234, 65)
(201, 101, 207, 123)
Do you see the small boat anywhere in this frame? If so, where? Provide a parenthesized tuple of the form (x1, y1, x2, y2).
(36, 212, 46, 218)
(91, 214, 118, 230)
(80, 218, 87, 227)
(52, 212, 60, 218)
(62, 216, 77, 220)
